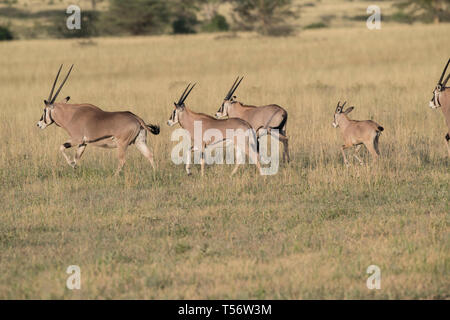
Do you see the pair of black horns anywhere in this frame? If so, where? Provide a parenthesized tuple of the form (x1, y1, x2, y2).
(336, 101, 347, 111)
(225, 76, 243, 100)
(48, 64, 74, 105)
(177, 83, 196, 106)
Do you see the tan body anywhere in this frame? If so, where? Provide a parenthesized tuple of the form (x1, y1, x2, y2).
(168, 84, 261, 176)
(332, 103, 383, 166)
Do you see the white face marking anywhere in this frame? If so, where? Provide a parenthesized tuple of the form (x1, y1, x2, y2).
(216, 101, 229, 118)
(429, 89, 439, 109)
(332, 114, 339, 128)
(167, 108, 179, 126)
(37, 107, 52, 129)
(429, 100, 437, 109)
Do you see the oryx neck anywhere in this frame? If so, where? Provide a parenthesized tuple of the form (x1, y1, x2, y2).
(178, 106, 195, 130)
(51, 103, 73, 129)
(338, 114, 351, 129)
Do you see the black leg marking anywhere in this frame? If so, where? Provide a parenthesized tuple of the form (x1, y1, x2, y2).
(63, 142, 71, 148)
(86, 135, 113, 143)
(446, 133, 450, 141)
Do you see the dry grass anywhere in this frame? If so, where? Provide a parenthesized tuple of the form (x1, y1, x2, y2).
(0, 23, 449, 299)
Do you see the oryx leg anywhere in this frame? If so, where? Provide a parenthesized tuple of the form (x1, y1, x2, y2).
(279, 125, 290, 163)
(445, 133, 450, 157)
(59, 141, 77, 168)
(185, 146, 194, 176)
(244, 136, 262, 175)
(341, 145, 351, 167)
(73, 143, 87, 167)
(364, 140, 379, 161)
(353, 144, 363, 165)
(114, 143, 129, 176)
(230, 146, 244, 177)
(259, 127, 290, 163)
(135, 129, 156, 170)
(200, 143, 206, 177)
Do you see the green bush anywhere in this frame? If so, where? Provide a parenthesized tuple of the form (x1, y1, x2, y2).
(0, 25, 13, 41)
(172, 13, 198, 34)
(304, 22, 328, 30)
(102, 0, 170, 36)
(201, 14, 229, 33)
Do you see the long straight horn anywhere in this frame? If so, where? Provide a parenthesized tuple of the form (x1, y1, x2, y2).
(50, 64, 74, 104)
(229, 76, 243, 98)
(225, 77, 239, 100)
(180, 83, 196, 104)
(438, 58, 450, 85)
(177, 83, 191, 105)
(443, 73, 450, 87)
(48, 64, 63, 102)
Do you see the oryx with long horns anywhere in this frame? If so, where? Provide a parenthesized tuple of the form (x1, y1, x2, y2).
(429, 58, 450, 157)
(215, 77, 290, 162)
(37, 65, 160, 175)
(167, 83, 261, 176)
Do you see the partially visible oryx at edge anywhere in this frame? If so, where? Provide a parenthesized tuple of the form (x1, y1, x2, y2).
(167, 83, 262, 177)
(215, 77, 290, 162)
(429, 58, 450, 157)
(332, 101, 384, 166)
(37, 65, 160, 175)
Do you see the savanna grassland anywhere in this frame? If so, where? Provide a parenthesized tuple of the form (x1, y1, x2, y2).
(0, 23, 449, 299)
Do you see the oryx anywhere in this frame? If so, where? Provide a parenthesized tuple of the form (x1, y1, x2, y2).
(332, 101, 384, 166)
(215, 77, 290, 162)
(167, 83, 261, 176)
(37, 65, 160, 175)
(429, 58, 450, 157)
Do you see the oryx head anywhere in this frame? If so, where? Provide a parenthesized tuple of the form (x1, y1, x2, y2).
(430, 58, 450, 109)
(332, 101, 354, 128)
(167, 83, 196, 126)
(216, 76, 243, 118)
(37, 64, 73, 129)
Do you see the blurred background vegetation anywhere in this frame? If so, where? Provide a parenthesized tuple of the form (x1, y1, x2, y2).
(0, 0, 449, 40)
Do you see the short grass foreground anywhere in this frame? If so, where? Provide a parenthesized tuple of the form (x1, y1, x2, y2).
(0, 24, 449, 299)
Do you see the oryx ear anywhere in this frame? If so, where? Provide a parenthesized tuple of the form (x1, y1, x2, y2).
(344, 106, 354, 114)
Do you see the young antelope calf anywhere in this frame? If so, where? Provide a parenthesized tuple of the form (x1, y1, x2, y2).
(332, 101, 384, 166)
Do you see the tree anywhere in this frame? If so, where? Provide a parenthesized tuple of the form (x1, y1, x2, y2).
(230, 0, 299, 36)
(198, 0, 230, 32)
(169, 0, 199, 34)
(395, 0, 450, 23)
(104, 0, 170, 35)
